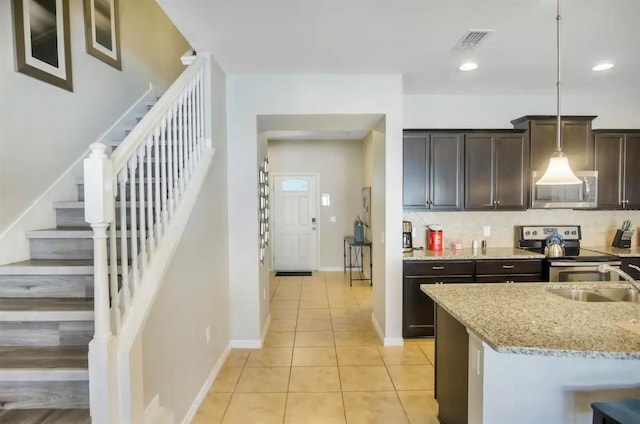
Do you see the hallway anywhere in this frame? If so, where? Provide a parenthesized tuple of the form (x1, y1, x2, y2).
(192, 272, 438, 423)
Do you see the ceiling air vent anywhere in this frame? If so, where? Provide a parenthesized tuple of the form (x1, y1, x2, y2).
(454, 29, 494, 50)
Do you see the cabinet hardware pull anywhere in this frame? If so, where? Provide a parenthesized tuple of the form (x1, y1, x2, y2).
(432, 266, 445, 270)
(502, 265, 515, 269)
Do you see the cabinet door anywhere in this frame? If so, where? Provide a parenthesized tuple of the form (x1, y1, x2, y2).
(495, 134, 527, 210)
(403, 278, 435, 337)
(594, 134, 623, 209)
(529, 119, 593, 173)
(623, 134, 640, 209)
(430, 134, 464, 210)
(403, 133, 428, 208)
(464, 135, 494, 210)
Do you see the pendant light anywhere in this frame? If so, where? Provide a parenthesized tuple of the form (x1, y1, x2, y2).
(536, 0, 582, 185)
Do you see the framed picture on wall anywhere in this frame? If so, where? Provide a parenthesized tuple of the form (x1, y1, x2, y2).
(11, 0, 73, 91)
(83, 0, 122, 70)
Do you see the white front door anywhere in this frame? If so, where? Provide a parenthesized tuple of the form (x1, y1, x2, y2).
(273, 175, 318, 271)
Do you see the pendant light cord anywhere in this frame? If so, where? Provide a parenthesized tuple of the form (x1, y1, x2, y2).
(556, 0, 562, 153)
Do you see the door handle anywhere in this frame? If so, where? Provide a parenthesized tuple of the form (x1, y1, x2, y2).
(312, 227, 316, 231)
(311, 217, 317, 224)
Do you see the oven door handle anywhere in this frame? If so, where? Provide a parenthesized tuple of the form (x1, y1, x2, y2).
(549, 261, 621, 267)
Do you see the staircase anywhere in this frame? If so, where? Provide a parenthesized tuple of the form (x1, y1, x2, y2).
(0, 100, 158, 422)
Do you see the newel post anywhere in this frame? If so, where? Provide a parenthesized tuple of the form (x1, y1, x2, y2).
(84, 143, 119, 423)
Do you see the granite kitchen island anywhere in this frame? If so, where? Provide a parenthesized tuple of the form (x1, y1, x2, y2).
(421, 282, 640, 424)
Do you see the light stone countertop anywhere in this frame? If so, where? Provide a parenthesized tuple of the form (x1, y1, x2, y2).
(583, 246, 640, 257)
(421, 282, 640, 359)
(403, 247, 545, 261)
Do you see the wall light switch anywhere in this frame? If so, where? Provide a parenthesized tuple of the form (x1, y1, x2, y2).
(330, 216, 336, 223)
(483, 226, 491, 237)
(321, 193, 331, 206)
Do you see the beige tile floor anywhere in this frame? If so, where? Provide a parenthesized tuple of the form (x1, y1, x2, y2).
(192, 272, 438, 424)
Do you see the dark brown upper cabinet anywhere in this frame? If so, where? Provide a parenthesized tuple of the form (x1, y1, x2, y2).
(464, 132, 528, 211)
(511, 116, 596, 173)
(403, 131, 463, 210)
(594, 130, 640, 210)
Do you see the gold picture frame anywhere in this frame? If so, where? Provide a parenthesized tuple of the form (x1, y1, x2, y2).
(12, 0, 73, 91)
(83, 0, 122, 70)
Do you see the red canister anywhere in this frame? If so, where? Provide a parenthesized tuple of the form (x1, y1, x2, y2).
(428, 225, 443, 251)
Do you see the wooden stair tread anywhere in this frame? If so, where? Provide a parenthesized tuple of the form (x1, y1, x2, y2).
(0, 408, 90, 423)
(0, 260, 94, 275)
(0, 298, 92, 312)
(0, 346, 88, 370)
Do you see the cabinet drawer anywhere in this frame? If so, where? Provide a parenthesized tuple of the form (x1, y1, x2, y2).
(476, 260, 542, 275)
(475, 274, 543, 283)
(404, 261, 475, 276)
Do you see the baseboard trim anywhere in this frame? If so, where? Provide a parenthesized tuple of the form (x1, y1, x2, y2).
(180, 343, 232, 424)
(229, 339, 262, 349)
(371, 312, 404, 347)
(318, 267, 344, 272)
(261, 314, 271, 346)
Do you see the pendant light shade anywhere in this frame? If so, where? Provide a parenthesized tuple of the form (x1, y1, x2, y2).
(535, 0, 582, 186)
(536, 152, 582, 185)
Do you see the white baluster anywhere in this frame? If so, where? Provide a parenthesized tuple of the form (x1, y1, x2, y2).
(167, 112, 175, 216)
(138, 146, 147, 271)
(171, 106, 180, 202)
(109, 192, 120, 332)
(146, 136, 155, 256)
(128, 156, 139, 292)
(153, 129, 162, 240)
(118, 168, 131, 313)
(190, 82, 197, 168)
(181, 94, 190, 184)
(160, 120, 169, 228)
(199, 70, 205, 153)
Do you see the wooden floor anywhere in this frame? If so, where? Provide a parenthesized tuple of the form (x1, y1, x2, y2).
(0, 408, 90, 424)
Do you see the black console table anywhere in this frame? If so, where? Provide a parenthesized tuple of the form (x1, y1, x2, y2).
(343, 236, 372, 287)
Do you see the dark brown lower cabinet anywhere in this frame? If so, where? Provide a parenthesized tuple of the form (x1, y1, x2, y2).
(435, 304, 469, 424)
(475, 259, 543, 283)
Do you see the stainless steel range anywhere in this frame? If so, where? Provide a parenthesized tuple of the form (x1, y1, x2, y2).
(516, 225, 621, 282)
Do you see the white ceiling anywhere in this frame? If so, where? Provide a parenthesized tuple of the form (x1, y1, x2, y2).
(158, 0, 640, 96)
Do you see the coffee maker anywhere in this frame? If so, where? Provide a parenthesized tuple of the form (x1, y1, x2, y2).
(403, 221, 413, 252)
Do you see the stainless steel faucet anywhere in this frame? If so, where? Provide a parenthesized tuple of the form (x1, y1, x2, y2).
(598, 264, 640, 292)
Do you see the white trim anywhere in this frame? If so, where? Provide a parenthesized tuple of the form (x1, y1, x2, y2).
(371, 312, 403, 346)
(229, 339, 262, 349)
(318, 267, 344, 272)
(261, 313, 271, 346)
(0, 84, 156, 266)
(270, 172, 321, 271)
(179, 343, 231, 424)
(143, 395, 160, 424)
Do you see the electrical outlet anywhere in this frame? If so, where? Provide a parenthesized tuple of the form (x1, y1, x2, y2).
(205, 326, 211, 344)
(483, 226, 491, 237)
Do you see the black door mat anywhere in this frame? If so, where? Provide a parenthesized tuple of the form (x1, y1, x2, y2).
(275, 271, 313, 277)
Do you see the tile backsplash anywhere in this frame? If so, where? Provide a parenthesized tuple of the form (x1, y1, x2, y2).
(403, 209, 640, 249)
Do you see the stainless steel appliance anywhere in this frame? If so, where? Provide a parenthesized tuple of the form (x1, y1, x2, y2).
(530, 170, 598, 209)
(403, 221, 413, 252)
(516, 225, 621, 282)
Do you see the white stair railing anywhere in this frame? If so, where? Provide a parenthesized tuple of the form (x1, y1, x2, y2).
(84, 55, 211, 423)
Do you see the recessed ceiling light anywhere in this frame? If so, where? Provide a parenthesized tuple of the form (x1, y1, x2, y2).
(592, 63, 614, 72)
(459, 62, 478, 71)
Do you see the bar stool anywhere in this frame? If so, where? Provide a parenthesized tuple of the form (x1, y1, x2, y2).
(591, 398, 640, 424)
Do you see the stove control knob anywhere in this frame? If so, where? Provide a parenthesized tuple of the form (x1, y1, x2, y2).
(532, 231, 538, 236)
(525, 231, 530, 236)
(572, 231, 577, 235)
(564, 231, 570, 235)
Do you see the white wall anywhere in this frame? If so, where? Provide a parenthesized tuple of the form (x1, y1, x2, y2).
(141, 56, 229, 422)
(403, 93, 640, 129)
(226, 75, 404, 344)
(268, 139, 364, 270)
(0, 0, 190, 233)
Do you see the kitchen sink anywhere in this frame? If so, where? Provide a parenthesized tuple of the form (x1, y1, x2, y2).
(547, 288, 640, 303)
(547, 289, 617, 302)
(592, 288, 640, 303)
